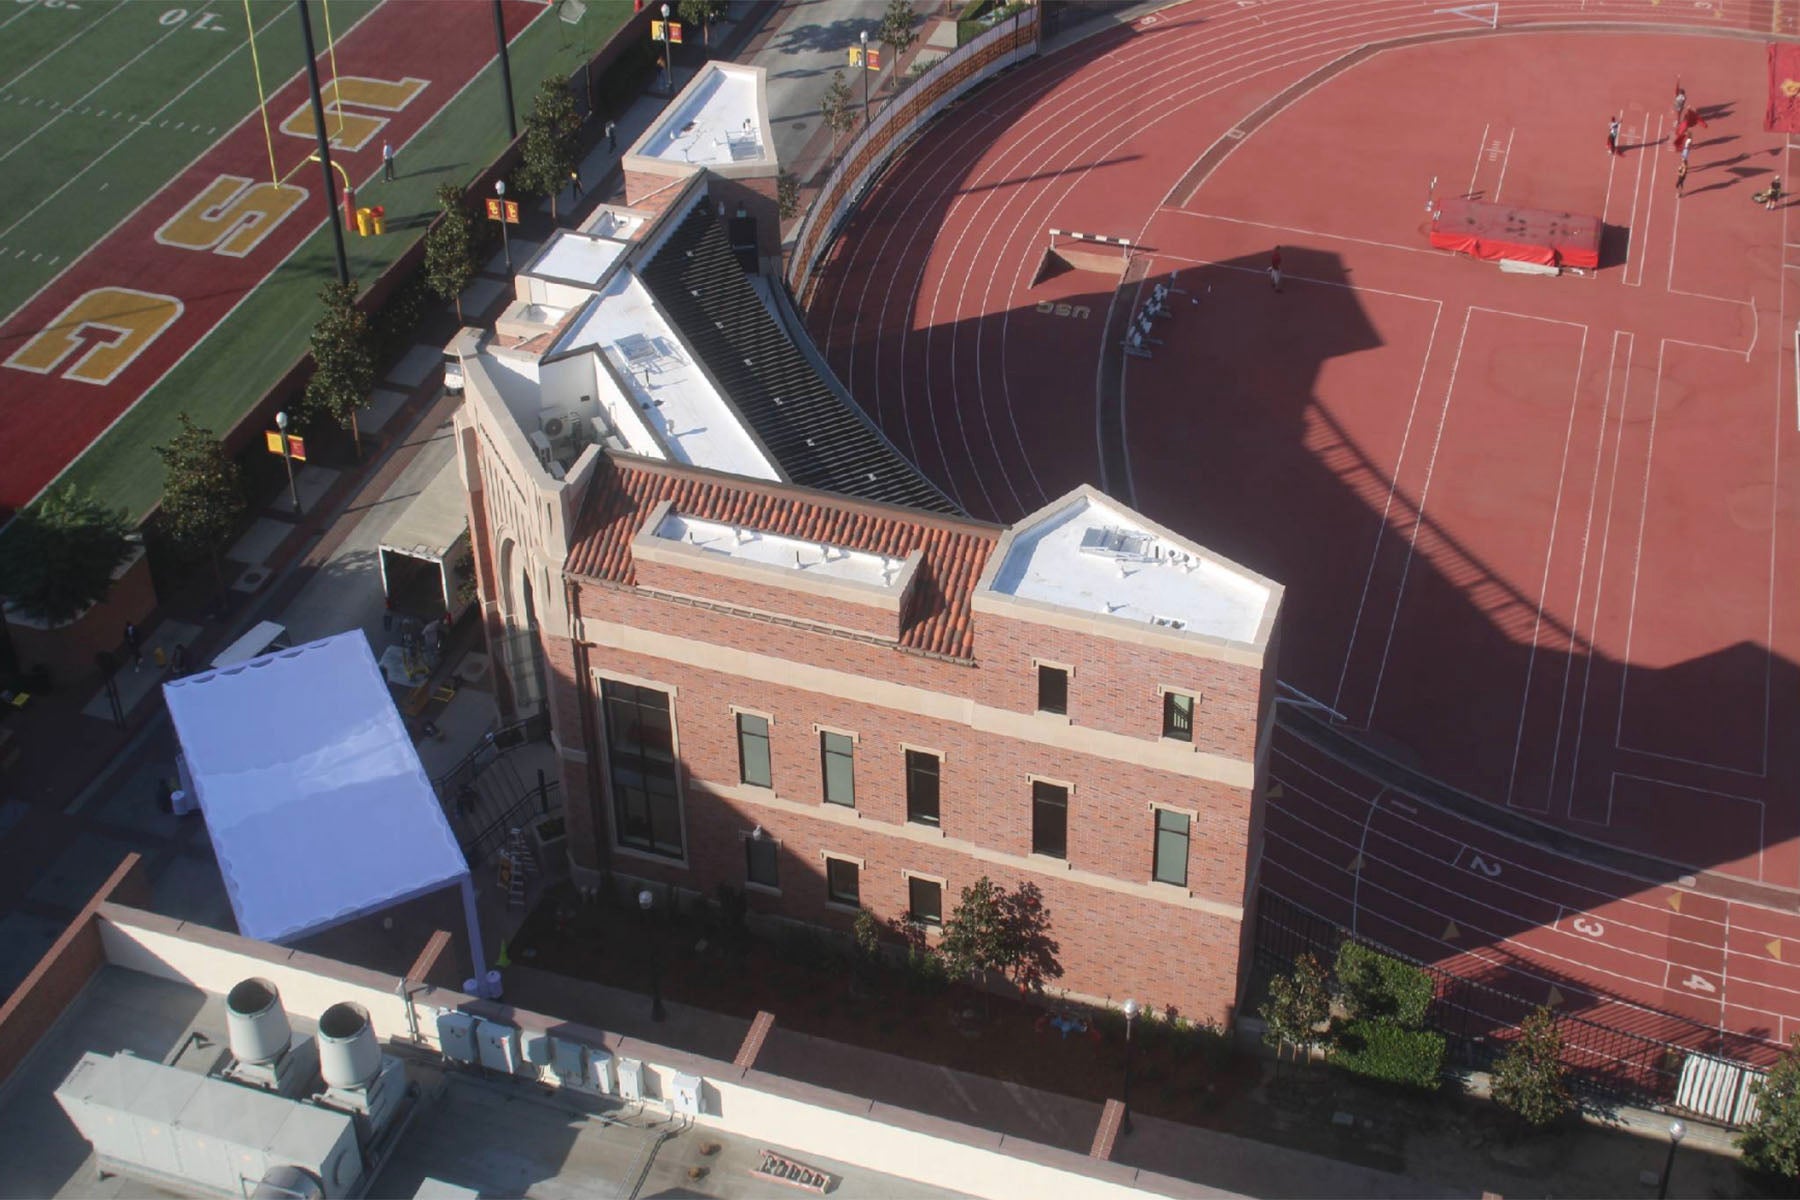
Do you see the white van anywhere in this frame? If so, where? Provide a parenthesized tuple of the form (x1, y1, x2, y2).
(209, 621, 292, 670)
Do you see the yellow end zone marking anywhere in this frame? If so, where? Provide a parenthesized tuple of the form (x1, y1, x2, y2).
(154, 175, 308, 257)
(278, 75, 429, 153)
(4, 288, 183, 386)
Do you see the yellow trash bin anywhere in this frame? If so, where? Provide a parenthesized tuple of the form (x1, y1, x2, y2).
(371, 205, 386, 236)
(354, 206, 373, 237)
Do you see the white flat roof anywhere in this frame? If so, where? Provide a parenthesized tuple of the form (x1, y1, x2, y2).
(989, 494, 1271, 643)
(642, 65, 765, 166)
(530, 230, 628, 286)
(555, 271, 779, 481)
(655, 512, 905, 586)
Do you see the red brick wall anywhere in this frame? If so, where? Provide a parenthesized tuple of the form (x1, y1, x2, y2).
(634, 553, 900, 641)
(706, 173, 781, 258)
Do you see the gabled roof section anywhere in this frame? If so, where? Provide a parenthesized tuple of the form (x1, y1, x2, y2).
(568, 455, 996, 659)
(975, 485, 1282, 659)
(637, 202, 957, 513)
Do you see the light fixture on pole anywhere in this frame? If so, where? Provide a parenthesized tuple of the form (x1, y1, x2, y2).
(638, 887, 666, 1022)
(1120, 997, 1140, 1135)
(274, 411, 300, 513)
(662, 3, 673, 94)
(860, 30, 871, 130)
(1656, 1119, 1685, 1199)
(494, 179, 511, 272)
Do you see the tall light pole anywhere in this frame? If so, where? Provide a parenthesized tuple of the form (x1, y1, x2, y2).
(638, 888, 666, 1022)
(495, 179, 511, 273)
(661, 3, 673, 95)
(859, 29, 870, 130)
(1656, 1120, 1686, 1199)
(275, 411, 300, 513)
(492, 0, 517, 140)
(295, 0, 348, 285)
(1120, 997, 1140, 1135)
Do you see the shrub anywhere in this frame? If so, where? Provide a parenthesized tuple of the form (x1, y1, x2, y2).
(1261, 952, 1330, 1054)
(1335, 941, 1434, 1029)
(0, 485, 132, 625)
(1491, 1007, 1573, 1128)
(1740, 1035, 1800, 1183)
(1329, 1019, 1446, 1091)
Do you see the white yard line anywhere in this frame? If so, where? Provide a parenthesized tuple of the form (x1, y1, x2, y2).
(0, 0, 120, 93)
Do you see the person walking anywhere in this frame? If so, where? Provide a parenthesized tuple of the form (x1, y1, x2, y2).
(1673, 81, 1686, 118)
(1767, 175, 1785, 210)
(1675, 159, 1688, 198)
(568, 166, 582, 202)
(1268, 246, 1283, 293)
(123, 621, 142, 670)
(382, 141, 396, 182)
(606, 120, 617, 153)
(1607, 115, 1621, 156)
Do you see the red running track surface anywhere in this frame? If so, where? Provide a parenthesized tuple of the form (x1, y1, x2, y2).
(804, 0, 1800, 1055)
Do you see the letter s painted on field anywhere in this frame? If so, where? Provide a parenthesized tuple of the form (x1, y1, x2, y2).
(155, 175, 307, 257)
(4, 288, 184, 386)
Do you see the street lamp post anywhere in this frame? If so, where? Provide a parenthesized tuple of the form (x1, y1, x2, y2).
(860, 29, 871, 130)
(638, 888, 666, 1022)
(1656, 1120, 1686, 1199)
(1120, 997, 1140, 1135)
(495, 180, 511, 273)
(662, 3, 673, 95)
(275, 411, 299, 513)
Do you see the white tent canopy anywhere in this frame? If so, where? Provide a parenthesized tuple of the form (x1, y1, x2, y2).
(163, 632, 486, 982)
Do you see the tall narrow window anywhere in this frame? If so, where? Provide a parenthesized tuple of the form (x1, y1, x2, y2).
(601, 680, 683, 858)
(737, 712, 772, 788)
(745, 834, 779, 890)
(905, 750, 940, 826)
(1162, 691, 1194, 742)
(826, 857, 860, 906)
(1153, 808, 1190, 887)
(908, 876, 943, 927)
(820, 731, 856, 807)
(1036, 664, 1068, 715)
(1031, 781, 1068, 859)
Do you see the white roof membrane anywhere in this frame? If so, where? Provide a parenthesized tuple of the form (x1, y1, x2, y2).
(654, 512, 906, 586)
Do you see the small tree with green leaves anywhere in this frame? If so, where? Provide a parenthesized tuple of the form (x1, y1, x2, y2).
(156, 414, 245, 598)
(820, 71, 856, 159)
(517, 78, 583, 222)
(777, 170, 801, 221)
(678, 0, 727, 46)
(424, 184, 478, 323)
(302, 279, 375, 452)
(1260, 953, 1329, 1064)
(1491, 1007, 1573, 1128)
(1740, 1036, 1800, 1184)
(878, 0, 919, 65)
(939, 877, 1062, 1016)
(0, 485, 132, 626)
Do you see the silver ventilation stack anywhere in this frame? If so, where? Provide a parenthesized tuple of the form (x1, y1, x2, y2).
(223, 978, 316, 1098)
(314, 1003, 405, 1136)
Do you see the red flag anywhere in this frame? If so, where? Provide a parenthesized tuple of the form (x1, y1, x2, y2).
(1768, 43, 1800, 132)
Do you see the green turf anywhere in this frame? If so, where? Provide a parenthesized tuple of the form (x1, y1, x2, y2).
(0, 1, 380, 317)
(56, 0, 632, 522)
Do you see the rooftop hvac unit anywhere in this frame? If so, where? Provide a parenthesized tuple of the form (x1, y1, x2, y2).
(540, 411, 576, 443)
(549, 1038, 588, 1089)
(223, 978, 317, 1099)
(615, 1057, 645, 1101)
(436, 1012, 478, 1064)
(670, 1073, 703, 1116)
(588, 1049, 614, 1095)
(528, 430, 554, 467)
(475, 1019, 524, 1075)
(1079, 526, 1154, 561)
(314, 1003, 406, 1137)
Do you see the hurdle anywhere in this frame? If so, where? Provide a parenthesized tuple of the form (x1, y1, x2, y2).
(1032, 227, 1137, 286)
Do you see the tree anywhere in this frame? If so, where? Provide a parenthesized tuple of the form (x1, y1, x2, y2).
(424, 184, 478, 323)
(0, 485, 132, 625)
(516, 78, 582, 222)
(878, 0, 919, 64)
(820, 70, 856, 158)
(777, 170, 800, 221)
(939, 877, 1062, 1015)
(677, 0, 727, 46)
(1490, 1007, 1572, 1128)
(302, 279, 376, 452)
(1259, 953, 1329, 1063)
(1741, 1035, 1800, 1183)
(156, 414, 245, 598)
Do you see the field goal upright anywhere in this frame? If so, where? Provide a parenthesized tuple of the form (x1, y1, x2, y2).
(1032, 227, 1137, 287)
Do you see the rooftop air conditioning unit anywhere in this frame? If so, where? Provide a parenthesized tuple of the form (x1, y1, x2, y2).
(540, 412, 572, 442)
(528, 430, 554, 467)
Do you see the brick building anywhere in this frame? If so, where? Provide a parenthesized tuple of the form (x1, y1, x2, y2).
(450, 65, 1282, 1022)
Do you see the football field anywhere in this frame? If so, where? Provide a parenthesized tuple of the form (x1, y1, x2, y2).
(0, 0, 622, 522)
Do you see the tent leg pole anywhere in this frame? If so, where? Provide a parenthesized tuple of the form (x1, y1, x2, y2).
(461, 876, 491, 996)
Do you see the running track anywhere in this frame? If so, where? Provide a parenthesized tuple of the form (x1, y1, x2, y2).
(804, 0, 1800, 1060)
(0, 0, 547, 518)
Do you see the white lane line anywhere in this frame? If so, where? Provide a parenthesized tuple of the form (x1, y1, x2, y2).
(0, 1, 121, 93)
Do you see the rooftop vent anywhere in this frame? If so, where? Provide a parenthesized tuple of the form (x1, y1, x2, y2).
(318, 1003, 380, 1091)
(226, 978, 290, 1066)
(1079, 526, 1155, 561)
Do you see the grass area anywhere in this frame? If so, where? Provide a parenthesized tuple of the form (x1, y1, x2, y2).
(0, 0, 380, 317)
(56, 0, 632, 521)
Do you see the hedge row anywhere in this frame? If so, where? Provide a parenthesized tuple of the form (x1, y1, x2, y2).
(1328, 1019, 1448, 1090)
(1336, 940, 1435, 1029)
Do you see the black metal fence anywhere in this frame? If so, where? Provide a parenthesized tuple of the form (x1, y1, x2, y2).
(1252, 889, 1772, 1114)
(433, 715, 556, 864)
